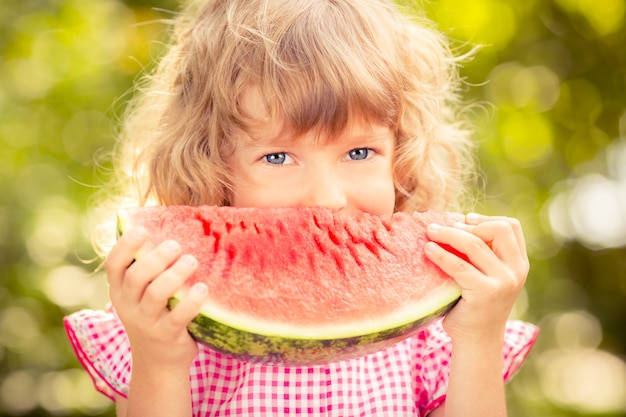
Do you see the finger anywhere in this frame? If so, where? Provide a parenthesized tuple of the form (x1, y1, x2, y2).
(165, 282, 208, 332)
(122, 240, 183, 305)
(463, 221, 524, 265)
(424, 240, 483, 289)
(426, 223, 501, 276)
(465, 213, 528, 260)
(141, 254, 198, 317)
(105, 227, 148, 294)
(457, 217, 530, 283)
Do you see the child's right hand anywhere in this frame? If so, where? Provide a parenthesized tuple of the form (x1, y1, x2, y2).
(104, 226, 208, 371)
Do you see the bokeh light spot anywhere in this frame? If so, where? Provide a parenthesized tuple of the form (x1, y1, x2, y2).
(553, 310, 602, 349)
(0, 306, 40, 351)
(0, 371, 38, 414)
(5, 58, 57, 100)
(435, 0, 517, 49)
(500, 111, 554, 167)
(549, 174, 626, 249)
(487, 63, 561, 112)
(24, 196, 80, 267)
(555, 79, 603, 129)
(61, 0, 134, 66)
(43, 265, 109, 310)
(514, 66, 561, 112)
(38, 369, 111, 414)
(607, 138, 626, 181)
(569, 175, 626, 249)
(536, 348, 626, 413)
(555, 0, 625, 35)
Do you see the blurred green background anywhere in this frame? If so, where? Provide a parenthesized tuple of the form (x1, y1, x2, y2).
(0, 0, 625, 416)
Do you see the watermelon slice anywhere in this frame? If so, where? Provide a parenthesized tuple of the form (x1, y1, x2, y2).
(117, 206, 462, 365)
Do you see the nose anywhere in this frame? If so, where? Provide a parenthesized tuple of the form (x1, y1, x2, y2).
(302, 168, 348, 211)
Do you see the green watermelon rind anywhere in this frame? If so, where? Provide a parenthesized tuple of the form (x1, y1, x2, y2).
(176, 281, 461, 339)
(169, 291, 459, 365)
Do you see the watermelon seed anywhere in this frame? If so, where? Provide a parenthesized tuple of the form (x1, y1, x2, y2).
(313, 214, 322, 230)
(313, 235, 326, 254)
(198, 216, 212, 236)
(327, 230, 341, 245)
(343, 225, 383, 261)
(372, 230, 393, 256)
(197, 215, 221, 252)
(380, 216, 393, 231)
(213, 233, 221, 253)
(363, 241, 382, 260)
(346, 244, 364, 268)
(227, 245, 237, 262)
(288, 249, 298, 264)
(331, 251, 346, 276)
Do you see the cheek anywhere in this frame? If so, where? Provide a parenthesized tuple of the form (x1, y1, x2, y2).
(356, 172, 396, 216)
(373, 182, 396, 215)
(230, 184, 264, 208)
(230, 180, 295, 208)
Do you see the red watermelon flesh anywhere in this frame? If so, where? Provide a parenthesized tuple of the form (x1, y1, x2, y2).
(117, 206, 463, 363)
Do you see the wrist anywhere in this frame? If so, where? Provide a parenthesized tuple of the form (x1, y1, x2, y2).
(448, 326, 506, 360)
(443, 315, 507, 347)
(129, 340, 198, 373)
(131, 355, 194, 379)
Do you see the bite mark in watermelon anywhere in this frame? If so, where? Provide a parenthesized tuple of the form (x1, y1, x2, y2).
(117, 206, 463, 365)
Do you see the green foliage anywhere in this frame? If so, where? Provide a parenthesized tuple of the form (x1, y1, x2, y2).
(0, 0, 624, 415)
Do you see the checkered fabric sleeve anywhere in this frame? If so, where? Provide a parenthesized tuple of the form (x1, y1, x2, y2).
(64, 309, 538, 416)
(64, 306, 131, 401)
(416, 319, 539, 414)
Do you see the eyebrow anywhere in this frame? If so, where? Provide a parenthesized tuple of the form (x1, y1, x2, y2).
(339, 127, 395, 146)
(239, 130, 288, 149)
(237, 121, 393, 150)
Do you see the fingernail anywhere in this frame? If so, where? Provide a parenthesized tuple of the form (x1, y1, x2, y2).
(428, 223, 442, 232)
(129, 227, 146, 239)
(425, 241, 438, 252)
(454, 221, 466, 229)
(181, 254, 197, 268)
(164, 240, 180, 252)
(192, 282, 207, 295)
(466, 212, 480, 223)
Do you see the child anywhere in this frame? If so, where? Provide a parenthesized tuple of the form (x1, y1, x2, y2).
(64, 0, 538, 416)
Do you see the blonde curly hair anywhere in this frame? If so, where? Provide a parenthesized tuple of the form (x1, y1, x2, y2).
(97, 0, 477, 251)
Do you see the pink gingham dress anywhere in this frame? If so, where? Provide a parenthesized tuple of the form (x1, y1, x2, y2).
(64, 306, 538, 416)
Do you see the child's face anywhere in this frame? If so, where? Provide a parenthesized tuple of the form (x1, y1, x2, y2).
(228, 89, 396, 215)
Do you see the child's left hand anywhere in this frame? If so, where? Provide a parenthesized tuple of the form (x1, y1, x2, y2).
(424, 213, 529, 343)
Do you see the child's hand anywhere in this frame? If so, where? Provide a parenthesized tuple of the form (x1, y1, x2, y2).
(424, 213, 529, 343)
(104, 227, 208, 371)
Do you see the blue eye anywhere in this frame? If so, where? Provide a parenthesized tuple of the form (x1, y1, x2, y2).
(264, 153, 287, 164)
(347, 148, 370, 161)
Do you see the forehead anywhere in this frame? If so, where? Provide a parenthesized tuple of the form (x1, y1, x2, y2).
(237, 86, 392, 145)
(239, 86, 271, 123)
(237, 87, 285, 143)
